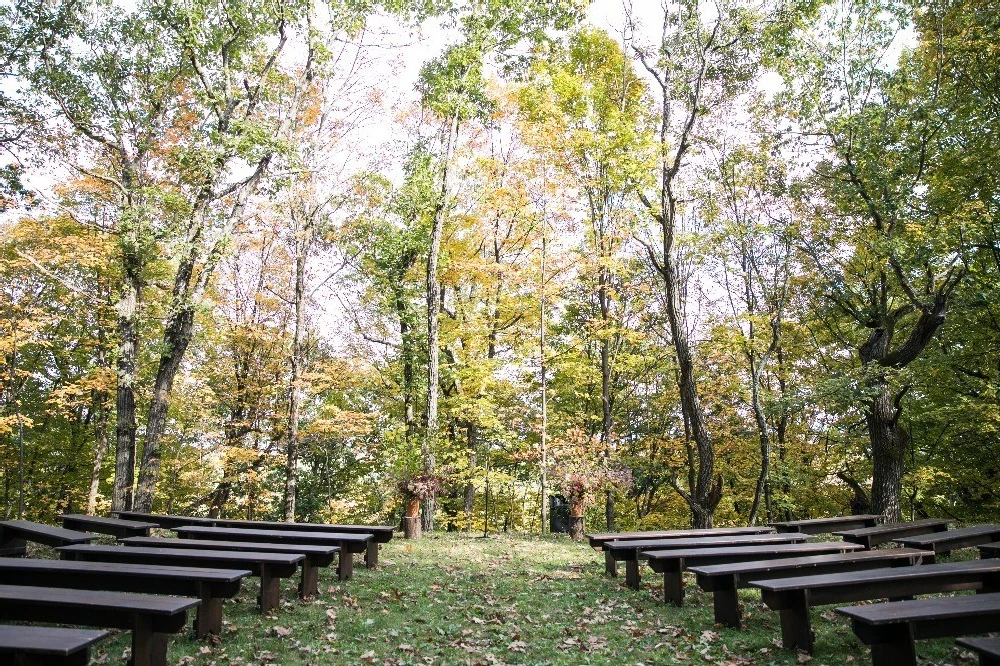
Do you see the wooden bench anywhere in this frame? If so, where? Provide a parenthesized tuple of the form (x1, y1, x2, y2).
(606, 532, 810, 589)
(690, 547, 932, 628)
(980, 543, 1000, 559)
(957, 637, 1000, 666)
(114, 511, 216, 529)
(117, 512, 394, 568)
(837, 592, 1000, 666)
(60, 514, 158, 538)
(0, 625, 109, 666)
(642, 541, 864, 605)
(770, 514, 881, 534)
(0, 557, 248, 637)
(58, 544, 301, 613)
(755, 559, 1000, 654)
(0, 584, 199, 666)
(210, 518, 394, 568)
(174, 525, 371, 581)
(894, 524, 1000, 555)
(586, 527, 776, 576)
(121, 536, 338, 597)
(834, 518, 951, 549)
(0, 520, 98, 556)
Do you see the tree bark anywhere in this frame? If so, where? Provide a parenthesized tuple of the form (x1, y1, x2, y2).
(111, 263, 140, 513)
(283, 228, 307, 522)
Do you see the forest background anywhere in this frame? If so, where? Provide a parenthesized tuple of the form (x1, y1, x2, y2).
(1, 0, 997, 535)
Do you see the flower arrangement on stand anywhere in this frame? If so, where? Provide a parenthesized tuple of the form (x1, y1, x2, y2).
(397, 473, 441, 539)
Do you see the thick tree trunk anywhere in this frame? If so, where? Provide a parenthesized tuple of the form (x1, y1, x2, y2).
(133, 304, 195, 512)
(111, 267, 140, 513)
(866, 382, 908, 521)
(86, 398, 109, 515)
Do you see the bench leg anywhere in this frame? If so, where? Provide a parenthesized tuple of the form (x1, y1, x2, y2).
(712, 577, 741, 628)
(866, 623, 916, 666)
(195, 587, 224, 638)
(778, 591, 813, 653)
(338, 551, 354, 581)
(129, 615, 168, 666)
(604, 550, 618, 577)
(624, 560, 640, 590)
(664, 568, 684, 606)
(365, 541, 378, 569)
(299, 560, 319, 598)
(259, 566, 281, 613)
(981, 656, 1000, 666)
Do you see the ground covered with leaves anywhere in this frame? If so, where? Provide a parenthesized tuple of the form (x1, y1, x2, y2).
(84, 532, 978, 665)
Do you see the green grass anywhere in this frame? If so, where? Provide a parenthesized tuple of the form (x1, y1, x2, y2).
(81, 532, 980, 665)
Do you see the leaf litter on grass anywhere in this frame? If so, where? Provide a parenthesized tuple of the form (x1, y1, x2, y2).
(82, 531, 971, 665)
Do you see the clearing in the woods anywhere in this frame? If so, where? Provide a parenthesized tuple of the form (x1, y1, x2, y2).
(85, 532, 972, 665)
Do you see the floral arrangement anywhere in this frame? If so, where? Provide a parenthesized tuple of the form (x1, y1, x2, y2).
(397, 473, 441, 501)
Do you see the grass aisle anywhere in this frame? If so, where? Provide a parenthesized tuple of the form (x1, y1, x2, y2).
(94, 532, 972, 665)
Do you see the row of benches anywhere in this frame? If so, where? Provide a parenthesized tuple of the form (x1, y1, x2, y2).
(587, 516, 1000, 666)
(0, 512, 395, 665)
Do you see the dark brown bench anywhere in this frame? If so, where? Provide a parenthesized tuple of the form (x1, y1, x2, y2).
(642, 541, 864, 605)
(174, 525, 371, 581)
(690, 547, 931, 628)
(120, 536, 338, 597)
(755, 560, 1000, 654)
(606, 532, 810, 589)
(0, 557, 248, 637)
(834, 518, 951, 549)
(0, 520, 98, 557)
(837, 592, 1000, 666)
(980, 543, 1000, 559)
(957, 637, 1000, 666)
(770, 515, 881, 534)
(0, 625, 109, 666)
(210, 518, 394, 568)
(894, 524, 1000, 555)
(586, 527, 776, 575)
(0, 584, 199, 666)
(57, 544, 301, 613)
(114, 511, 216, 529)
(60, 514, 158, 538)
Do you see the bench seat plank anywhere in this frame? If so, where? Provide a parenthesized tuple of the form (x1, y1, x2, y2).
(209, 519, 392, 568)
(114, 512, 216, 529)
(606, 533, 811, 590)
(57, 544, 301, 613)
(0, 584, 198, 666)
(689, 547, 932, 628)
(642, 542, 863, 605)
(0, 558, 247, 638)
(0, 625, 108, 666)
(754, 559, 1000, 655)
(60, 514, 158, 539)
(894, 524, 1000, 555)
(981, 543, 1000, 559)
(769, 515, 881, 534)
(957, 637, 1000, 666)
(120, 536, 338, 597)
(834, 518, 951, 549)
(837, 592, 1000, 666)
(0, 520, 97, 556)
(173, 526, 371, 581)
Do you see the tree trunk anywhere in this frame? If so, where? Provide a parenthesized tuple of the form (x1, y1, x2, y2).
(866, 380, 907, 521)
(424, 112, 460, 533)
(283, 228, 307, 522)
(133, 303, 195, 512)
(464, 422, 476, 531)
(111, 265, 140, 513)
(86, 398, 109, 515)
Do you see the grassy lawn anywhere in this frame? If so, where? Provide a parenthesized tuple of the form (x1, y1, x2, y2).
(81, 531, 979, 665)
